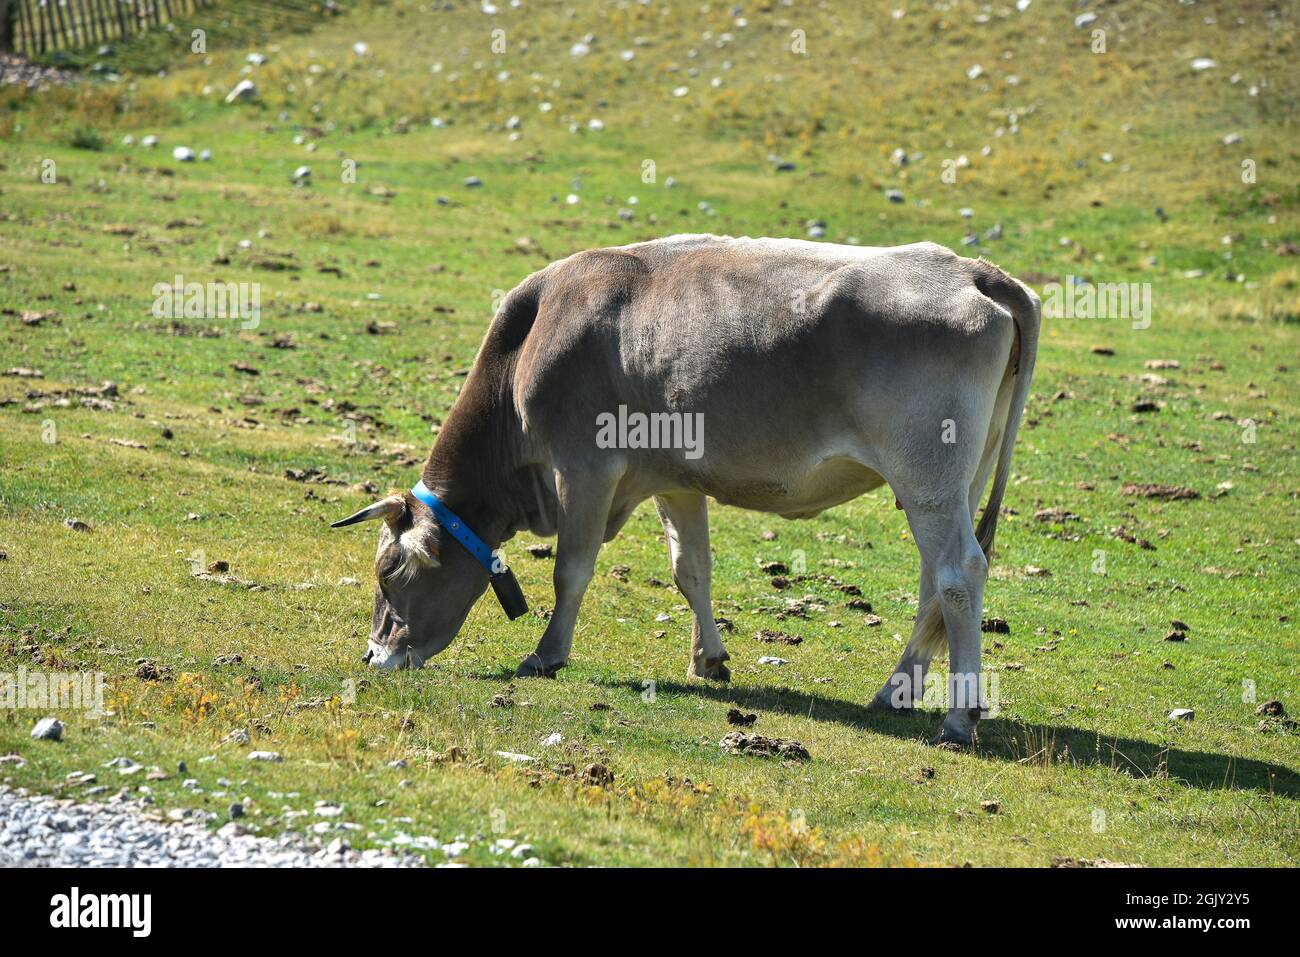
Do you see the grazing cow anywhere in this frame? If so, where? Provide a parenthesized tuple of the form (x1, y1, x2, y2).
(332, 235, 1039, 745)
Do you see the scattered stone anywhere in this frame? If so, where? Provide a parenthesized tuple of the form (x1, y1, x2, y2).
(757, 656, 787, 666)
(1168, 708, 1195, 722)
(1256, 701, 1285, 718)
(63, 518, 91, 532)
(580, 763, 614, 787)
(980, 800, 1001, 814)
(525, 543, 553, 558)
(225, 79, 259, 103)
(30, 718, 63, 741)
(247, 751, 283, 762)
(0, 788, 420, 867)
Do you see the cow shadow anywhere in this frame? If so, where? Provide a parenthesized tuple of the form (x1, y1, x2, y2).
(623, 679, 1300, 799)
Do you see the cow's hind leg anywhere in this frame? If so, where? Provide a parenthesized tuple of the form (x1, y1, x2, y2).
(654, 492, 730, 681)
(515, 467, 620, 679)
(871, 561, 941, 711)
(906, 499, 990, 746)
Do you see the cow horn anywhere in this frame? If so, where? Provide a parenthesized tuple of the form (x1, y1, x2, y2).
(330, 495, 405, 528)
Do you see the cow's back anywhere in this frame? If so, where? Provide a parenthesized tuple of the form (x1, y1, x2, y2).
(510, 235, 1014, 492)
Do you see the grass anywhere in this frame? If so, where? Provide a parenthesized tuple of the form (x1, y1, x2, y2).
(0, 0, 1297, 867)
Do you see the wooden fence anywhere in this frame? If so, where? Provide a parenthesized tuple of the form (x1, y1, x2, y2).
(0, 0, 215, 55)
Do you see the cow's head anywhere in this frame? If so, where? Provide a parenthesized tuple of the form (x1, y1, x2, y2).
(332, 491, 489, 669)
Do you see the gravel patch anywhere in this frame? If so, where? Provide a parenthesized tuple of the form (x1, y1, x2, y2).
(0, 786, 423, 868)
(0, 54, 79, 89)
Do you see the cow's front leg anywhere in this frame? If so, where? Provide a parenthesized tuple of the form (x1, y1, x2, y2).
(654, 493, 730, 681)
(515, 467, 619, 679)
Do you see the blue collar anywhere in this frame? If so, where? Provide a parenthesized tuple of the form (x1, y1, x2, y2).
(410, 480, 500, 575)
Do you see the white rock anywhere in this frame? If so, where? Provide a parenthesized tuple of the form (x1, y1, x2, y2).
(1169, 709, 1195, 722)
(353, 42, 370, 57)
(172, 146, 195, 162)
(1074, 12, 1097, 28)
(247, 751, 283, 762)
(540, 732, 563, 747)
(246, 53, 267, 65)
(199, 149, 211, 161)
(757, 656, 787, 666)
(141, 135, 158, 148)
(1190, 58, 1216, 72)
(493, 751, 535, 763)
(30, 718, 63, 741)
(291, 165, 312, 184)
(225, 80, 258, 103)
(570, 42, 590, 57)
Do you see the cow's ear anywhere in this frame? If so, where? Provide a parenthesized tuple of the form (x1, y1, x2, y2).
(331, 495, 406, 528)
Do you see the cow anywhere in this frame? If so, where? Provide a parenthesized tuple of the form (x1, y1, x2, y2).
(332, 234, 1040, 745)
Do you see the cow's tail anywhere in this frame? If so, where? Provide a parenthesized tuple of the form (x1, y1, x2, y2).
(904, 260, 1041, 663)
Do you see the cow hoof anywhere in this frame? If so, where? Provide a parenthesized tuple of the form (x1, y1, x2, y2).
(931, 728, 976, 751)
(514, 657, 563, 679)
(688, 657, 731, 682)
(868, 690, 919, 712)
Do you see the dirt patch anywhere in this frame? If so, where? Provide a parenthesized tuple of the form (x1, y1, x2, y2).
(1122, 483, 1199, 501)
(720, 731, 810, 760)
(726, 708, 757, 727)
(1051, 857, 1141, 868)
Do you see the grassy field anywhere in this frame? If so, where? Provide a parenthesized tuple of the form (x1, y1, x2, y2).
(0, 0, 1297, 867)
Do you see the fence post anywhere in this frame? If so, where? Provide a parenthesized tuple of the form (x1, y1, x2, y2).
(0, 0, 17, 54)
